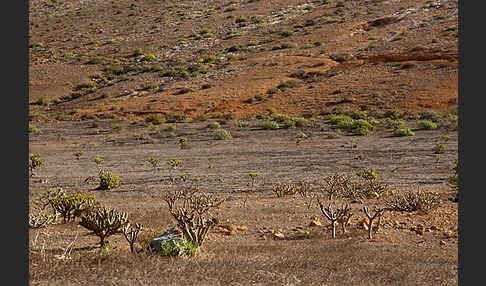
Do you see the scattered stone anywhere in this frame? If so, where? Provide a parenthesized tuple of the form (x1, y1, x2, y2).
(237, 225, 248, 231)
(309, 218, 322, 227)
(273, 231, 285, 240)
(440, 240, 446, 246)
(149, 226, 183, 253)
(415, 224, 425, 235)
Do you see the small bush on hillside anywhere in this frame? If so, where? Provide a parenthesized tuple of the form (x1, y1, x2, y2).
(145, 114, 164, 125)
(393, 128, 414, 137)
(260, 121, 279, 130)
(160, 238, 199, 256)
(207, 121, 221, 129)
(29, 153, 44, 177)
(29, 123, 41, 134)
(98, 169, 121, 190)
(213, 129, 232, 140)
(418, 120, 438, 130)
(164, 188, 225, 247)
(79, 206, 129, 247)
(385, 189, 440, 213)
(48, 192, 98, 223)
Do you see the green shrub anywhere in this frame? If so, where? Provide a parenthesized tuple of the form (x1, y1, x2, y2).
(237, 121, 250, 128)
(260, 121, 279, 130)
(207, 121, 221, 129)
(352, 119, 374, 136)
(384, 118, 406, 129)
(29, 123, 41, 134)
(145, 114, 164, 125)
(433, 143, 446, 154)
(106, 64, 125, 75)
(29, 153, 44, 176)
(418, 120, 438, 130)
(141, 54, 156, 62)
(213, 129, 232, 140)
(293, 117, 309, 128)
(141, 82, 159, 91)
(330, 115, 353, 125)
(160, 238, 199, 256)
(98, 169, 121, 190)
(393, 128, 415, 137)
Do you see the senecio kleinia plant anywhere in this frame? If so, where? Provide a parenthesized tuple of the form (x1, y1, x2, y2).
(98, 169, 121, 190)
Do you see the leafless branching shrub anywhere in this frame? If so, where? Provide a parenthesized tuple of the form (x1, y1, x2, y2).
(320, 174, 353, 200)
(273, 183, 297, 198)
(29, 212, 55, 229)
(362, 206, 386, 239)
(384, 188, 440, 213)
(336, 204, 353, 234)
(341, 177, 390, 200)
(296, 181, 312, 198)
(164, 188, 225, 247)
(317, 199, 339, 238)
(122, 223, 143, 254)
(79, 206, 129, 247)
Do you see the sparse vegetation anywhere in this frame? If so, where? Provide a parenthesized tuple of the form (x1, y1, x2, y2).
(29, 153, 44, 177)
(79, 206, 129, 247)
(385, 188, 440, 213)
(98, 169, 121, 190)
(418, 120, 438, 130)
(393, 128, 415, 137)
(163, 188, 225, 247)
(213, 129, 232, 140)
(28, 0, 459, 283)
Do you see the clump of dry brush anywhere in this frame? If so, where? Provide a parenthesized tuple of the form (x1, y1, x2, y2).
(163, 187, 226, 247)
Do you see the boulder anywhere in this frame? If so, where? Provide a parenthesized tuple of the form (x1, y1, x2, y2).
(149, 226, 183, 253)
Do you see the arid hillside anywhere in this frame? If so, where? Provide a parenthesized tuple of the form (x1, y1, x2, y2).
(29, 0, 458, 122)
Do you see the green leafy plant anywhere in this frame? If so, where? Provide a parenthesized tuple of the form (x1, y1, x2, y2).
(93, 157, 104, 168)
(74, 151, 84, 160)
(29, 153, 44, 177)
(79, 206, 129, 247)
(393, 128, 415, 137)
(296, 131, 308, 144)
(147, 156, 161, 172)
(260, 121, 279, 130)
(418, 120, 438, 130)
(433, 143, 446, 154)
(98, 169, 121, 190)
(167, 158, 182, 182)
(237, 121, 250, 128)
(213, 129, 232, 140)
(178, 137, 189, 149)
(159, 237, 199, 257)
(29, 123, 41, 134)
(207, 121, 221, 129)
